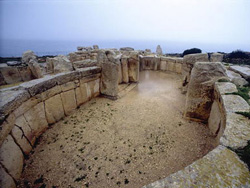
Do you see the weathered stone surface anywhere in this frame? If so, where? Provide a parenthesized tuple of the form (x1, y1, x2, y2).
(11, 125, 32, 155)
(14, 115, 33, 146)
(0, 89, 30, 117)
(61, 90, 77, 115)
(46, 55, 73, 73)
(121, 57, 129, 83)
(143, 145, 250, 188)
(160, 60, 167, 71)
(0, 66, 22, 84)
(185, 62, 227, 122)
(156, 45, 163, 55)
(145, 49, 151, 53)
(45, 94, 65, 124)
(166, 57, 176, 72)
(13, 97, 41, 118)
(78, 66, 101, 80)
(17, 66, 33, 81)
(7, 61, 22, 66)
(230, 65, 250, 81)
(77, 46, 92, 51)
(79, 82, 91, 103)
(208, 101, 223, 136)
(175, 58, 183, 74)
(0, 113, 15, 147)
(98, 51, 119, 98)
(40, 85, 62, 101)
(128, 52, 139, 82)
(210, 53, 224, 62)
(220, 113, 250, 149)
(20, 75, 57, 96)
(118, 62, 122, 84)
(23, 102, 48, 143)
(88, 79, 100, 97)
(73, 59, 98, 69)
(215, 82, 238, 95)
(120, 47, 134, 51)
(27, 59, 43, 79)
(0, 71, 6, 85)
(0, 165, 16, 188)
(182, 53, 209, 93)
(22, 50, 36, 64)
(226, 70, 248, 86)
(60, 81, 77, 92)
(0, 135, 23, 180)
(221, 95, 250, 114)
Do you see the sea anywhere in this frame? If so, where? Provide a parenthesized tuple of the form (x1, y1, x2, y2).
(0, 39, 249, 57)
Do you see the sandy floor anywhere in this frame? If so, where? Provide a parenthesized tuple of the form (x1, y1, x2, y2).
(18, 71, 218, 188)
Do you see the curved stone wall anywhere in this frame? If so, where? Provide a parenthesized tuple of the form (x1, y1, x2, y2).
(0, 67, 101, 188)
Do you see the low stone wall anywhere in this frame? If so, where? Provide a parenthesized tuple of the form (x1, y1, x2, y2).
(0, 67, 101, 188)
(139, 56, 183, 74)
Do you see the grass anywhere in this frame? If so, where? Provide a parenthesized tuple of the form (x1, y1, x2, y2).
(235, 111, 250, 119)
(217, 78, 229, 83)
(226, 86, 250, 104)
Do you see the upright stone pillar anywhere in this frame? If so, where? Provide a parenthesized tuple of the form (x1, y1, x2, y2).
(128, 52, 140, 82)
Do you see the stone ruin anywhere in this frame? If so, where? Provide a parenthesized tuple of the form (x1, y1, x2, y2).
(0, 45, 250, 187)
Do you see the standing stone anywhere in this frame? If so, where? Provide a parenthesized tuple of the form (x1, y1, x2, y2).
(98, 50, 120, 98)
(0, 65, 22, 84)
(184, 62, 227, 122)
(182, 53, 209, 93)
(210, 53, 224, 62)
(156, 45, 163, 55)
(46, 55, 73, 73)
(121, 57, 129, 83)
(118, 61, 122, 84)
(93, 45, 99, 50)
(21, 50, 36, 64)
(128, 52, 140, 82)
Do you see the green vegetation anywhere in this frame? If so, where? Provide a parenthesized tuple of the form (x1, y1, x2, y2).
(182, 48, 202, 56)
(217, 78, 229, 83)
(230, 141, 250, 170)
(228, 50, 249, 59)
(235, 111, 250, 119)
(226, 86, 250, 104)
(224, 50, 250, 65)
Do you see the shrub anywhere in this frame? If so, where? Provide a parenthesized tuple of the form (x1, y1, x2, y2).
(182, 48, 202, 56)
(231, 141, 250, 170)
(227, 50, 249, 59)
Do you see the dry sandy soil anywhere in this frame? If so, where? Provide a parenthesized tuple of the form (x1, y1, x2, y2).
(18, 71, 218, 188)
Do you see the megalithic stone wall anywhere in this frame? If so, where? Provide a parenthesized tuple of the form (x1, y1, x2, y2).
(184, 62, 227, 122)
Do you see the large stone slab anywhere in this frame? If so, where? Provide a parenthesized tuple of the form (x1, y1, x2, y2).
(121, 57, 129, 83)
(40, 85, 62, 101)
(215, 82, 238, 95)
(27, 59, 43, 79)
(0, 164, 16, 188)
(73, 59, 98, 69)
(20, 75, 57, 96)
(60, 89, 77, 115)
(45, 94, 65, 124)
(128, 52, 140, 82)
(0, 114, 15, 147)
(220, 113, 250, 149)
(46, 55, 73, 73)
(210, 53, 224, 62)
(0, 135, 23, 180)
(143, 145, 250, 188)
(230, 65, 250, 81)
(23, 102, 48, 143)
(208, 101, 223, 136)
(0, 89, 30, 117)
(185, 62, 227, 122)
(0, 66, 22, 84)
(221, 95, 250, 114)
(17, 66, 33, 81)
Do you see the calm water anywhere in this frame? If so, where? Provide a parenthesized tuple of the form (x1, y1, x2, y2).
(0, 39, 249, 57)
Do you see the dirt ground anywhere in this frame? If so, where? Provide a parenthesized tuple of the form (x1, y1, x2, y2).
(18, 71, 218, 188)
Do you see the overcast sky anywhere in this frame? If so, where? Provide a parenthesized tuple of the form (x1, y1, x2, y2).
(0, 0, 250, 52)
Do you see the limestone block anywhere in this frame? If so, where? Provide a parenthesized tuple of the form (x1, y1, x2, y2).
(61, 90, 77, 115)
(226, 69, 249, 87)
(156, 45, 163, 55)
(55, 71, 80, 85)
(40, 85, 62, 101)
(230, 65, 250, 82)
(73, 59, 98, 69)
(0, 113, 15, 147)
(210, 53, 224, 62)
(0, 66, 22, 84)
(154, 57, 160, 70)
(143, 145, 250, 188)
(160, 61, 167, 71)
(185, 62, 227, 122)
(0, 165, 16, 188)
(121, 57, 129, 83)
(13, 97, 41, 118)
(23, 102, 48, 142)
(27, 59, 43, 79)
(45, 94, 65, 124)
(175, 63, 182, 74)
(11, 125, 32, 155)
(215, 82, 238, 95)
(221, 95, 250, 114)
(17, 66, 33, 81)
(46, 55, 73, 73)
(220, 113, 250, 149)
(0, 135, 23, 180)
(0, 89, 30, 117)
(208, 101, 223, 136)
(167, 61, 175, 72)
(14, 115, 34, 146)
(118, 62, 122, 84)
(128, 55, 140, 82)
(22, 50, 36, 64)
(0, 71, 6, 85)
(75, 87, 84, 106)
(60, 81, 77, 92)
(88, 79, 100, 97)
(79, 82, 90, 103)
(20, 75, 57, 96)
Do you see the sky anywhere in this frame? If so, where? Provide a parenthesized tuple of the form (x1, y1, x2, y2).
(0, 0, 250, 54)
